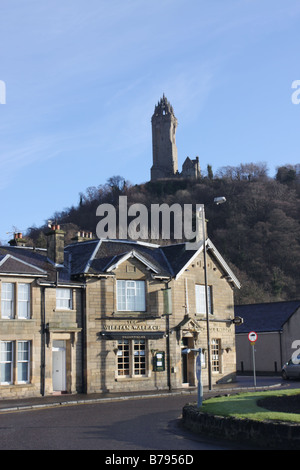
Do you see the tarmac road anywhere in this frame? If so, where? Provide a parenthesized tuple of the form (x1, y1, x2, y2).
(0, 394, 257, 450)
(0, 375, 294, 451)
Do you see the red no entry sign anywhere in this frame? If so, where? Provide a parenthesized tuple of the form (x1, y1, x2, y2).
(248, 331, 258, 343)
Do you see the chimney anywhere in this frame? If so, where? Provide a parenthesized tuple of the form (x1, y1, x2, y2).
(9, 232, 26, 247)
(46, 224, 65, 265)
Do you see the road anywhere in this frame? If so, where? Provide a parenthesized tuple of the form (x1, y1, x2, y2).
(0, 376, 294, 451)
(0, 393, 257, 451)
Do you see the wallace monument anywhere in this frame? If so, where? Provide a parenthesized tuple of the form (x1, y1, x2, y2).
(150, 94, 201, 181)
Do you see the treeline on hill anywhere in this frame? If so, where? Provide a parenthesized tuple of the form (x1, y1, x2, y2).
(26, 163, 300, 305)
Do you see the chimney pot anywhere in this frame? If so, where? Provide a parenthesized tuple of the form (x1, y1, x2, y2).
(9, 232, 25, 246)
(71, 229, 94, 243)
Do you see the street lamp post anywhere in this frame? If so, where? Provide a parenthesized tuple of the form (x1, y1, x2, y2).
(199, 204, 212, 391)
(199, 197, 226, 392)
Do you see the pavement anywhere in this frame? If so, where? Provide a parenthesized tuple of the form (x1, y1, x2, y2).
(0, 375, 285, 413)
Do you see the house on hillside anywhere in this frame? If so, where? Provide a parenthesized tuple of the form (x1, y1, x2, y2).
(0, 226, 241, 399)
(235, 301, 300, 375)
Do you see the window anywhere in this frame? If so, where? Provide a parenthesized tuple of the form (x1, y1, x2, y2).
(133, 340, 146, 375)
(117, 340, 130, 376)
(1, 283, 31, 319)
(17, 341, 30, 383)
(18, 284, 30, 319)
(0, 341, 13, 384)
(117, 280, 145, 312)
(0, 341, 31, 385)
(211, 339, 221, 372)
(117, 339, 147, 377)
(195, 285, 212, 314)
(1, 283, 14, 319)
(56, 288, 72, 310)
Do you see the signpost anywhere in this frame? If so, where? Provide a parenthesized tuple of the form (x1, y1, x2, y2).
(196, 352, 202, 408)
(248, 331, 258, 387)
(182, 348, 203, 408)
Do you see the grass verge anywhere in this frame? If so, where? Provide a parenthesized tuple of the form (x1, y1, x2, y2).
(201, 388, 300, 423)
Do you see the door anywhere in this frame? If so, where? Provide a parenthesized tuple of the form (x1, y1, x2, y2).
(52, 341, 66, 392)
(181, 337, 189, 384)
(181, 351, 188, 383)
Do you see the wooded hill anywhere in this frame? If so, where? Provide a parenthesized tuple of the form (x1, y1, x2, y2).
(25, 164, 300, 305)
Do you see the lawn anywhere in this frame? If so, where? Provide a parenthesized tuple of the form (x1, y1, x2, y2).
(201, 389, 300, 423)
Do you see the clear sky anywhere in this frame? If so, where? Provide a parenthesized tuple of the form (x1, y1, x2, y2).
(0, 0, 300, 244)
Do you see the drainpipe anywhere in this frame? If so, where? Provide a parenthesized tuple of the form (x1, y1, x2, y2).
(81, 284, 87, 394)
(162, 281, 172, 391)
(41, 286, 46, 396)
(279, 330, 283, 369)
(166, 312, 172, 392)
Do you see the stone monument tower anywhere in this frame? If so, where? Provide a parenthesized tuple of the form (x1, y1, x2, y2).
(151, 94, 178, 181)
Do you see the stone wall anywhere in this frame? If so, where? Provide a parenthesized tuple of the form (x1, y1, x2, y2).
(182, 404, 300, 449)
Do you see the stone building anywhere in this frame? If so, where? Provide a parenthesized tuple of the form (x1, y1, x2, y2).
(0, 229, 83, 399)
(0, 226, 240, 399)
(67, 236, 241, 393)
(235, 301, 300, 375)
(151, 95, 201, 181)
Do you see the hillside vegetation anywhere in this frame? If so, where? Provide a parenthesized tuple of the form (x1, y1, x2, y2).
(26, 164, 300, 305)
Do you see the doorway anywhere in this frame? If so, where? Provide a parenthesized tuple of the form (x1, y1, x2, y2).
(52, 341, 66, 392)
(181, 336, 197, 386)
(181, 337, 190, 385)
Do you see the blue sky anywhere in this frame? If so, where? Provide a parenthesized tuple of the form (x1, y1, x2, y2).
(0, 0, 300, 244)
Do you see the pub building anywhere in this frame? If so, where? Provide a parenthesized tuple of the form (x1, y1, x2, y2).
(0, 227, 240, 399)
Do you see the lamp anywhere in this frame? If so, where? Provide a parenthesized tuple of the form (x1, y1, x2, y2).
(198, 196, 226, 392)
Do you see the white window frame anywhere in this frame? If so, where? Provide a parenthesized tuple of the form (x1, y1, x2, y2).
(56, 288, 73, 310)
(211, 338, 221, 373)
(117, 339, 130, 376)
(195, 284, 213, 315)
(1, 283, 14, 319)
(117, 339, 147, 377)
(17, 284, 31, 319)
(17, 341, 30, 384)
(117, 280, 146, 312)
(0, 341, 13, 385)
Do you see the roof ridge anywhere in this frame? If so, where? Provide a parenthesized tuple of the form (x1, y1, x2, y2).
(236, 300, 300, 307)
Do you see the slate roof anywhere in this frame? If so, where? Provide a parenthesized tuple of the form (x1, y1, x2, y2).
(160, 243, 191, 277)
(0, 246, 50, 276)
(0, 237, 240, 289)
(235, 301, 300, 334)
(0, 246, 72, 283)
(161, 239, 241, 287)
(65, 239, 171, 277)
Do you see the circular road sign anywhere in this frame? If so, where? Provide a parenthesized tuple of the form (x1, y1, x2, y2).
(248, 331, 258, 343)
